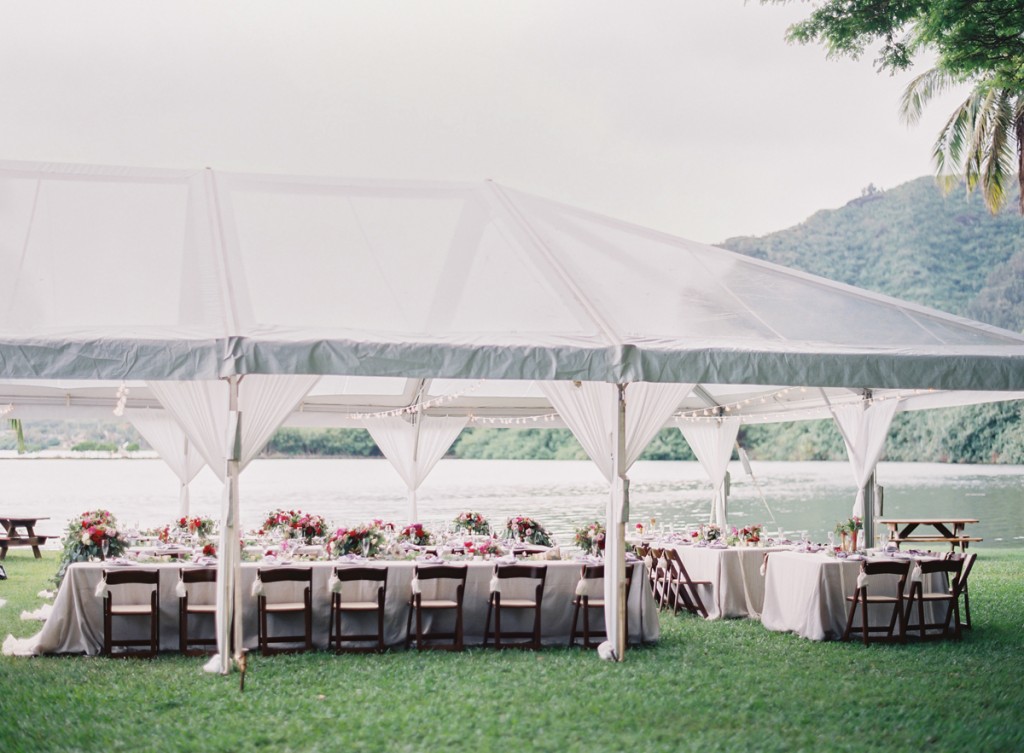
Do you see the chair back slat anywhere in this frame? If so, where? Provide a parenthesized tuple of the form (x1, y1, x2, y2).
(258, 566, 313, 584)
(105, 568, 159, 586)
(181, 567, 217, 584)
(333, 566, 388, 583)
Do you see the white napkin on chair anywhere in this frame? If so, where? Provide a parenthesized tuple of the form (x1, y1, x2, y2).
(328, 573, 343, 594)
(94, 577, 107, 599)
(175, 579, 188, 599)
(911, 564, 923, 583)
(410, 577, 421, 595)
(250, 576, 265, 597)
(489, 575, 501, 594)
(857, 571, 868, 589)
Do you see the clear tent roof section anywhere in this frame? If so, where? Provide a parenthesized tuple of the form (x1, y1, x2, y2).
(2, 160, 1024, 390)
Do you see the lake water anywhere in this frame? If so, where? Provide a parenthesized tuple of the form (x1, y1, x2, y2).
(2, 458, 1021, 549)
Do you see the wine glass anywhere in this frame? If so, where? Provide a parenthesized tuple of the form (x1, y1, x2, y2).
(101, 537, 110, 560)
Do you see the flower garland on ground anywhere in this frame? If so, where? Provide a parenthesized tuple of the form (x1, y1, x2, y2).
(327, 522, 387, 558)
(505, 515, 553, 547)
(573, 521, 605, 554)
(261, 509, 328, 543)
(398, 522, 433, 546)
(53, 509, 128, 587)
(453, 511, 490, 535)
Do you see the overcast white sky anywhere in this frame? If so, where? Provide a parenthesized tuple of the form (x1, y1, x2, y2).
(0, 1, 968, 244)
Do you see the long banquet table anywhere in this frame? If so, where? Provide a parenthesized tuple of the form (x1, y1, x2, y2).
(760, 550, 947, 641)
(4, 559, 659, 656)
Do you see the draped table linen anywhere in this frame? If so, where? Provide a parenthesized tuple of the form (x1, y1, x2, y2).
(672, 544, 779, 620)
(760, 550, 946, 641)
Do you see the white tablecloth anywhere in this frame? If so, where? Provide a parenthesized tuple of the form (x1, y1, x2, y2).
(673, 544, 777, 620)
(760, 551, 945, 641)
(3, 559, 659, 655)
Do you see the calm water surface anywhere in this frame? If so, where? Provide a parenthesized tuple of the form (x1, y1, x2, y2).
(1, 458, 1020, 548)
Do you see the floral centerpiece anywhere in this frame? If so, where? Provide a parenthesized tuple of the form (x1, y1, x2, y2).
(261, 509, 328, 543)
(453, 511, 490, 536)
(573, 521, 606, 555)
(834, 516, 863, 551)
(201, 542, 217, 557)
(53, 509, 129, 587)
(468, 539, 503, 558)
(690, 524, 722, 543)
(327, 522, 387, 558)
(505, 515, 553, 547)
(174, 515, 216, 540)
(738, 524, 762, 545)
(398, 522, 433, 547)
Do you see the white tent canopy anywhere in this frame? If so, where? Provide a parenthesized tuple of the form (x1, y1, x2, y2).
(4, 159, 1024, 664)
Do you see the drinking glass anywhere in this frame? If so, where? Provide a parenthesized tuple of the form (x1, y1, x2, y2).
(101, 537, 110, 560)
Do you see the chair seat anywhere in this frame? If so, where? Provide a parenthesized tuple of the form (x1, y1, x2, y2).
(111, 604, 156, 616)
(416, 599, 459, 609)
(496, 598, 539, 608)
(265, 601, 307, 612)
(337, 601, 382, 611)
(583, 598, 606, 608)
(846, 595, 902, 603)
(186, 604, 216, 614)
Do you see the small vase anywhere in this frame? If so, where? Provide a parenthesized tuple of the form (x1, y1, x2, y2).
(851, 530, 859, 552)
(841, 531, 849, 552)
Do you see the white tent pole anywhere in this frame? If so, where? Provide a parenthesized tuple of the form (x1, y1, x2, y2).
(177, 437, 191, 517)
(604, 383, 628, 662)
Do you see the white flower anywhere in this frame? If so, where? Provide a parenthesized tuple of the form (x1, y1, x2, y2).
(81, 532, 92, 545)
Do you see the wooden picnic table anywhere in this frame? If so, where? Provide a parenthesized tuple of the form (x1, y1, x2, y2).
(877, 517, 981, 552)
(0, 516, 52, 559)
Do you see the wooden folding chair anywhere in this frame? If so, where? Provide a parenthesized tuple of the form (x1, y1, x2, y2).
(568, 563, 635, 649)
(178, 567, 217, 656)
(102, 568, 160, 658)
(329, 566, 388, 653)
(904, 558, 964, 641)
(663, 548, 712, 618)
(405, 564, 467, 651)
(648, 548, 671, 609)
(841, 560, 910, 645)
(948, 552, 976, 630)
(256, 566, 313, 655)
(483, 564, 547, 650)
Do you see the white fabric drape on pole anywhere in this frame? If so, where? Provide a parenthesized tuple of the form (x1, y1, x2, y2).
(679, 418, 741, 528)
(125, 410, 207, 516)
(541, 381, 692, 660)
(148, 374, 319, 674)
(831, 399, 899, 520)
(364, 414, 468, 521)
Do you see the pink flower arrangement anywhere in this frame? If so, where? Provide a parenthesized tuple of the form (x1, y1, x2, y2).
(453, 511, 490, 535)
(398, 522, 433, 546)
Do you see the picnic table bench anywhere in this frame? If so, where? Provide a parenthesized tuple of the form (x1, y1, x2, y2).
(0, 517, 52, 559)
(877, 517, 981, 552)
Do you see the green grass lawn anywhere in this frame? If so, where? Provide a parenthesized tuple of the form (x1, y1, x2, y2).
(0, 549, 1022, 753)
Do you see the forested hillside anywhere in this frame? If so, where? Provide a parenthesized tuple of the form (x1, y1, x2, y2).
(5, 177, 1022, 463)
